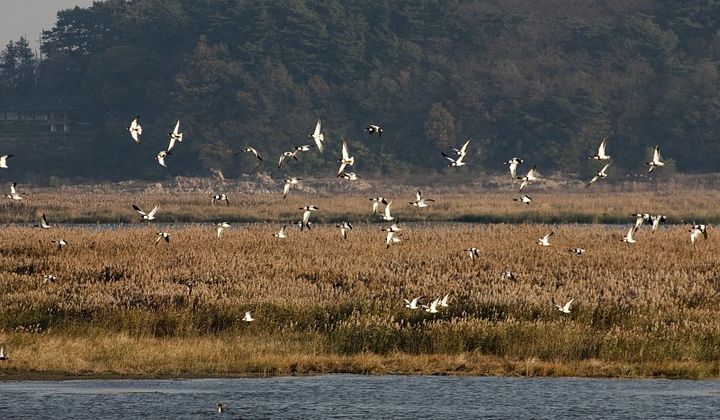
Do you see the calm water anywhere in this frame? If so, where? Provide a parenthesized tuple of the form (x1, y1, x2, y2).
(1, 375, 719, 419)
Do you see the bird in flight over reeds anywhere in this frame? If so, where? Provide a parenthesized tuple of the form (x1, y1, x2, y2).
(518, 165, 538, 192)
(585, 163, 611, 187)
(240, 147, 262, 161)
(133, 204, 159, 221)
(38, 213, 51, 229)
(568, 247, 585, 256)
(272, 225, 287, 239)
(689, 224, 708, 245)
(5, 182, 21, 201)
(216, 222, 231, 238)
(442, 151, 467, 167)
(386, 230, 402, 249)
(410, 190, 435, 207)
(465, 247, 480, 260)
(283, 177, 302, 199)
(538, 232, 553, 247)
(278, 150, 298, 168)
(451, 139, 471, 157)
(242, 311, 254, 322)
(646, 145, 665, 172)
(365, 124, 382, 138)
(336, 222, 353, 240)
(338, 171, 359, 180)
(0, 345, 9, 360)
(588, 138, 610, 160)
(382, 201, 394, 221)
(0, 154, 13, 169)
(633, 213, 650, 230)
(299, 205, 319, 231)
(513, 194, 532, 205)
(424, 298, 440, 313)
(506, 157, 523, 179)
(155, 150, 171, 168)
(501, 271, 517, 281)
(155, 231, 170, 244)
(439, 293, 450, 308)
(309, 119, 324, 153)
(294, 144, 311, 153)
(167, 119, 183, 152)
(337, 141, 355, 175)
(622, 226, 637, 244)
(650, 215, 666, 233)
(51, 239, 68, 249)
(212, 194, 230, 206)
(554, 298, 574, 314)
(370, 197, 388, 215)
(128, 116, 142, 143)
(404, 297, 423, 310)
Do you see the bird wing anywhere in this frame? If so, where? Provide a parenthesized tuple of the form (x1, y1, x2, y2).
(302, 210, 311, 224)
(563, 299, 574, 311)
(416, 190, 422, 202)
(459, 139, 470, 155)
(585, 175, 599, 187)
(337, 163, 347, 175)
(598, 138, 606, 156)
(384, 202, 392, 218)
(372, 201, 379, 214)
(173, 120, 180, 135)
(278, 154, 286, 168)
(441, 151, 455, 163)
(653, 146, 661, 162)
(314, 120, 321, 137)
(283, 183, 291, 198)
(132, 205, 146, 216)
(41, 214, 49, 228)
(341, 141, 349, 160)
(147, 205, 159, 218)
(167, 137, 176, 152)
(509, 162, 517, 178)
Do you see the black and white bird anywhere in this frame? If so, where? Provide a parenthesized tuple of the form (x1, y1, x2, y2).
(155, 150, 171, 168)
(365, 124, 383, 138)
(633, 213, 650, 230)
(242, 311, 254, 322)
(588, 138, 610, 160)
(585, 163, 611, 187)
(52, 239, 68, 249)
(538, 232, 553, 247)
(568, 247, 585, 256)
(309, 119, 324, 153)
(167, 119, 183, 151)
(439, 293, 450, 308)
(501, 271, 517, 281)
(216, 403, 225, 413)
(646, 145, 665, 172)
(513, 194, 532, 205)
(278, 150, 298, 168)
(216, 222, 231, 238)
(212, 194, 230, 206)
(506, 157, 523, 179)
(650, 215, 667, 233)
(155, 231, 170, 244)
(424, 298, 440, 313)
(517, 165, 538, 192)
(404, 297, 423, 310)
(622, 226, 637, 244)
(410, 190, 435, 208)
(554, 298, 574, 314)
(272, 225, 287, 239)
(465, 247, 480, 260)
(38, 213, 51, 229)
(5, 182, 21, 201)
(240, 147, 263, 161)
(299, 205, 319, 231)
(128, 116, 142, 143)
(337, 141, 354, 175)
(295, 144, 311, 153)
(451, 139, 471, 156)
(441, 151, 466, 167)
(370, 197, 388, 215)
(386, 231, 402, 248)
(690, 224, 708, 245)
(0, 154, 13, 169)
(336, 222, 353, 240)
(133, 204, 159, 221)
(382, 201, 394, 221)
(43, 274, 57, 284)
(338, 171, 359, 180)
(0, 345, 9, 361)
(283, 177, 302, 199)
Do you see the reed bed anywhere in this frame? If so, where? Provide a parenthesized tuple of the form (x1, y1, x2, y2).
(0, 222, 719, 378)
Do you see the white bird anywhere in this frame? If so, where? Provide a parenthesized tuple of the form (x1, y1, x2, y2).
(386, 231, 402, 248)
(506, 157, 523, 179)
(568, 247, 585, 256)
(128, 116, 142, 143)
(242, 311, 254, 322)
(382, 201, 394, 221)
(451, 139, 471, 156)
(441, 151, 466, 167)
(241, 146, 263, 161)
(690, 224, 708, 245)
(283, 177, 302, 199)
(382, 223, 402, 233)
(501, 271, 517, 281)
(133, 204, 159, 221)
(0, 154, 13, 169)
(589, 138, 610, 160)
(513, 194, 532, 205)
(585, 163, 611, 187)
(0, 345, 9, 361)
(439, 293, 450, 308)
(278, 150, 298, 168)
(538, 232, 553, 247)
(555, 298, 574, 314)
(38, 213, 51, 229)
(155, 150, 171, 168)
(51, 239, 68, 249)
(309, 120, 324, 152)
(336, 222, 353, 239)
(410, 190, 435, 207)
(5, 182, 21, 201)
(650, 215, 666, 233)
(295, 144, 311, 153)
(338, 171, 359, 180)
(216, 222, 231, 238)
(622, 226, 637, 244)
(43, 274, 57, 284)
(272, 225, 287, 239)
(465, 247, 480, 260)
(517, 165, 538, 192)
(633, 213, 650, 230)
(212, 194, 230, 206)
(646, 145, 665, 172)
(155, 231, 170, 244)
(404, 297, 423, 310)
(337, 141, 354, 175)
(365, 124, 383, 137)
(299, 205, 319, 231)
(167, 119, 183, 151)
(424, 298, 440, 313)
(370, 197, 388, 215)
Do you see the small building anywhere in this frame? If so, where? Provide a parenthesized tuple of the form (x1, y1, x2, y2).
(0, 97, 72, 132)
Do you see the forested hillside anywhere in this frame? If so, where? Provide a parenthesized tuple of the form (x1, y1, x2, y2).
(2, 0, 720, 181)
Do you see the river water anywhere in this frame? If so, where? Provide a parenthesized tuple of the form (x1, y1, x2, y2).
(0, 375, 718, 419)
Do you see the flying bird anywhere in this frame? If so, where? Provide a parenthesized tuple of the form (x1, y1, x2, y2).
(278, 151, 298, 168)
(155, 150, 171, 168)
(5, 182, 21, 201)
(424, 298, 440, 313)
(568, 248, 585, 256)
(622, 226, 637, 244)
(309, 119, 324, 152)
(690, 224, 708, 245)
(295, 144, 311, 153)
(336, 222, 353, 239)
(212, 194, 230, 206)
(216, 222, 231, 238)
(554, 298, 574, 314)
(382, 201, 394, 221)
(439, 293, 450, 308)
(441, 151, 466, 167)
(242, 311, 254, 322)
(337, 141, 355, 175)
(633, 213, 650, 230)
(501, 271, 517, 281)
(513, 194, 532, 205)
(365, 124, 383, 138)
(451, 139, 471, 156)
(38, 213, 51, 229)
(0, 345, 9, 361)
(585, 163, 611, 187)
(0, 154, 13, 169)
(386, 231, 402, 248)
(538, 232, 553, 247)
(239, 147, 262, 161)
(299, 205, 319, 231)
(404, 297, 423, 310)
(43, 274, 57, 284)
(589, 138, 610, 160)
(283, 177, 302, 199)
(167, 119, 183, 151)
(128, 116, 142, 143)
(272, 225, 287, 239)
(338, 171, 359, 180)
(517, 165, 538, 192)
(465, 247, 480, 260)
(51, 239, 68, 249)
(646, 145, 665, 172)
(506, 157, 523, 179)
(650, 215, 666, 233)
(370, 197, 388, 215)
(133, 204, 159, 221)
(410, 190, 435, 208)
(155, 231, 170, 244)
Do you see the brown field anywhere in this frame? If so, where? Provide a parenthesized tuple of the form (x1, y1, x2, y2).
(1, 213, 719, 379)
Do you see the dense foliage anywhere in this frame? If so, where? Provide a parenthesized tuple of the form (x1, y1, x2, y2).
(2, 0, 720, 180)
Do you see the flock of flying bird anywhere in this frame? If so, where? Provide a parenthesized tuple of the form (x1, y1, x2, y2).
(0, 116, 709, 364)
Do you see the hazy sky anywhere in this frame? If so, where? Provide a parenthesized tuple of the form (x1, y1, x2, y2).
(0, 0, 95, 49)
